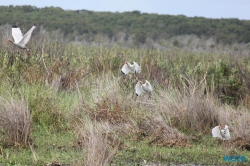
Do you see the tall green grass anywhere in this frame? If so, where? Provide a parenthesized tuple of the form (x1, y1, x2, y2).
(0, 37, 249, 165)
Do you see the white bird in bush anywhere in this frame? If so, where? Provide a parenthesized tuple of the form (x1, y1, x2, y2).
(6, 25, 36, 54)
(212, 125, 230, 140)
(121, 61, 141, 75)
(135, 80, 153, 98)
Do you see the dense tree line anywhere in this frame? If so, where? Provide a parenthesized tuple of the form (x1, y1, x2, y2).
(0, 5, 250, 44)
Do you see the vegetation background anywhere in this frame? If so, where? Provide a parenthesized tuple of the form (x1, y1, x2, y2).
(0, 5, 249, 166)
(1, 5, 250, 46)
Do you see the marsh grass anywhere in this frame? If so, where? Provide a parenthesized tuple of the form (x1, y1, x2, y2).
(0, 36, 250, 165)
(0, 97, 31, 146)
(76, 120, 119, 166)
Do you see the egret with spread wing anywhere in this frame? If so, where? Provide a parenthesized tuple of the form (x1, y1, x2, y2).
(121, 61, 141, 75)
(135, 80, 153, 98)
(212, 125, 230, 140)
(6, 25, 36, 54)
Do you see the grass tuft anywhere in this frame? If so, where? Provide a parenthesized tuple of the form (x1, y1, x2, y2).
(0, 97, 31, 146)
(76, 120, 119, 166)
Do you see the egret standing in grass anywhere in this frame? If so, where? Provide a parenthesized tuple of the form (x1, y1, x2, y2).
(135, 80, 153, 99)
(212, 125, 230, 140)
(121, 61, 141, 79)
(6, 25, 36, 55)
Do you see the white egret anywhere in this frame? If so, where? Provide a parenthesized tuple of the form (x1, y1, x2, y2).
(121, 61, 141, 75)
(6, 25, 36, 54)
(212, 125, 230, 140)
(135, 80, 153, 98)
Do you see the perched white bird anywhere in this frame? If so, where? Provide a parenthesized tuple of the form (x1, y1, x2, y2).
(121, 61, 141, 75)
(6, 25, 36, 53)
(212, 125, 230, 140)
(135, 80, 153, 98)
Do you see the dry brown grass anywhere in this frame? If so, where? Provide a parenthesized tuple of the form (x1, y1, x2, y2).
(137, 86, 250, 150)
(82, 75, 136, 124)
(216, 106, 250, 146)
(71, 71, 250, 160)
(176, 95, 219, 133)
(85, 75, 190, 147)
(139, 89, 219, 135)
(75, 120, 119, 166)
(124, 113, 189, 147)
(0, 97, 31, 146)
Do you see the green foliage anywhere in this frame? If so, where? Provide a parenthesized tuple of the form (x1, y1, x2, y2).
(0, 5, 250, 45)
(114, 138, 250, 165)
(1, 38, 250, 106)
(1, 38, 250, 165)
(134, 31, 146, 45)
(206, 59, 244, 105)
(173, 40, 179, 47)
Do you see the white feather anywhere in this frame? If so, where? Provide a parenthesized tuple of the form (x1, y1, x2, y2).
(133, 61, 141, 73)
(121, 63, 130, 75)
(212, 125, 230, 140)
(11, 25, 36, 47)
(135, 80, 153, 97)
(135, 82, 143, 96)
(12, 27, 23, 43)
(142, 80, 153, 93)
(223, 125, 230, 140)
(19, 25, 36, 46)
(212, 126, 223, 139)
(121, 61, 141, 75)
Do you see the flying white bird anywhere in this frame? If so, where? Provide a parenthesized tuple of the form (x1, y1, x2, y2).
(212, 125, 230, 140)
(121, 61, 141, 75)
(6, 25, 36, 54)
(135, 80, 153, 98)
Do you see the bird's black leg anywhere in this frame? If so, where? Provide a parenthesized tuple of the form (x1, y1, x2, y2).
(133, 93, 137, 101)
(121, 71, 126, 79)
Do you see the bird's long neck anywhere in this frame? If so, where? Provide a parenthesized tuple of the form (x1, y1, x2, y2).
(8, 39, 15, 45)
